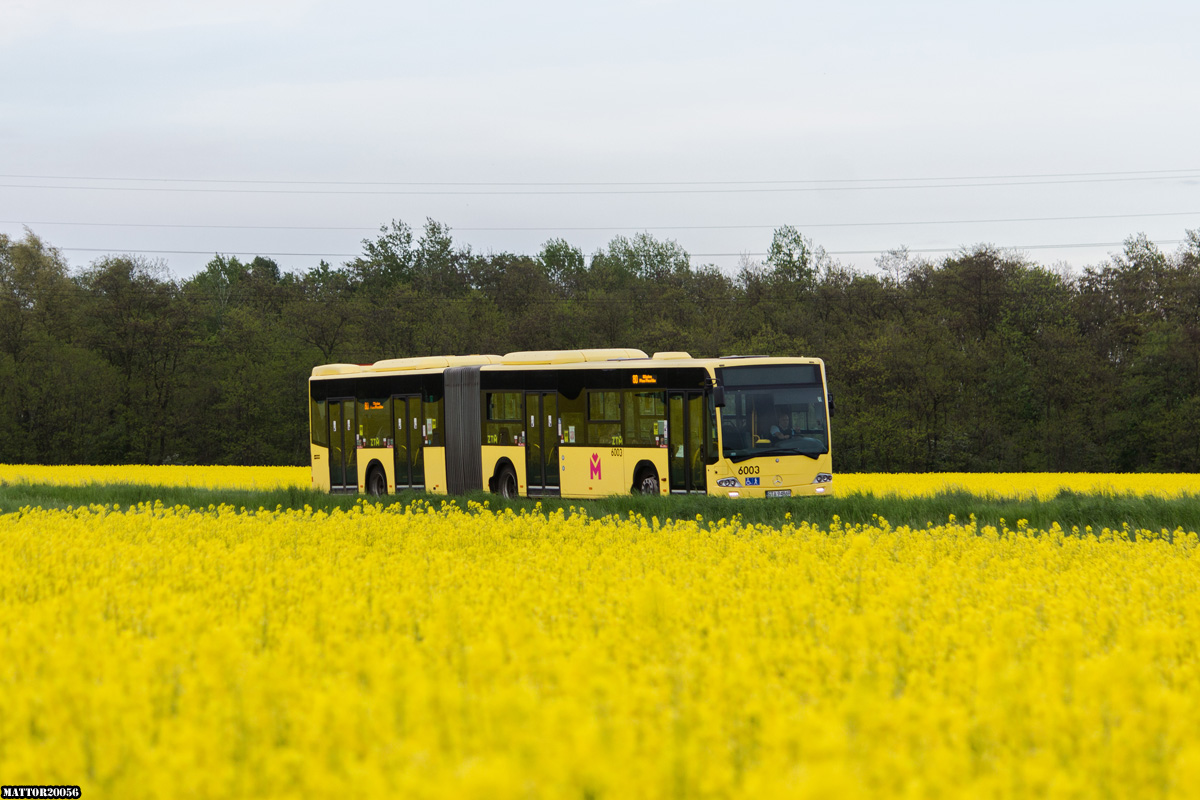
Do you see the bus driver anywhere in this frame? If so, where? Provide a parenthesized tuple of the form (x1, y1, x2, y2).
(770, 412, 795, 442)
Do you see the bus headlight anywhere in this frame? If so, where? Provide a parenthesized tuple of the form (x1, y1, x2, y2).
(716, 477, 740, 488)
(813, 473, 832, 483)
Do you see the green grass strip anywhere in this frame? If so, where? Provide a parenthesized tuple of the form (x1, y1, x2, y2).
(3, 481, 1200, 535)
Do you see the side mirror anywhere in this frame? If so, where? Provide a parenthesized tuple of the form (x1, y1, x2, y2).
(713, 385, 726, 408)
(827, 391, 835, 417)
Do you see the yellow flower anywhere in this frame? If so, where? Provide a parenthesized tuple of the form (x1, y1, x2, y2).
(1, 477, 1199, 797)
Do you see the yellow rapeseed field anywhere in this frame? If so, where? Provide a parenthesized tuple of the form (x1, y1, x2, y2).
(837, 472, 1200, 500)
(0, 464, 310, 490)
(2, 464, 1196, 499)
(2, 499, 1199, 798)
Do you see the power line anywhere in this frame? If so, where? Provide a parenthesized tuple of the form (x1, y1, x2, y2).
(2, 167, 1198, 186)
(822, 240, 1188, 256)
(3, 220, 378, 232)
(3, 210, 1199, 233)
(4, 174, 1200, 196)
(45, 239, 1189, 260)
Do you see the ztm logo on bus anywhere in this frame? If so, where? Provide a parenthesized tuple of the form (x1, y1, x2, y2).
(589, 453, 602, 480)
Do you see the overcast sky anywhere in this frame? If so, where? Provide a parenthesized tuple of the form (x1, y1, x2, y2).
(2, 0, 1198, 278)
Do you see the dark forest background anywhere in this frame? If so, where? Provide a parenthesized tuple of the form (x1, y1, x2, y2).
(3, 221, 1198, 471)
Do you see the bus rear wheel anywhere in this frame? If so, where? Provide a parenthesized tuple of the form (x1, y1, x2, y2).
(494, 464, 519, 499)
(633, 467, 660, 496)
(366, 466, 387, 497)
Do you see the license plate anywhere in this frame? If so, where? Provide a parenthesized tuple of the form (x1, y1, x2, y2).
(765, 489, 792, 498)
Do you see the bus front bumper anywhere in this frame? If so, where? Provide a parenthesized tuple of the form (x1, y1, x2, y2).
(711, 478, 833, 499)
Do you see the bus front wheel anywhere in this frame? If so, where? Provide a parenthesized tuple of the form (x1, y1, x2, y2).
(366, 466, 387, 497)
(633, 467, 660, 496)
(494, 465, 519, 499)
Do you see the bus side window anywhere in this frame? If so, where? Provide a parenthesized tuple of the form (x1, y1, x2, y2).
(558, 389, 585, 445)
(484, 392, 522, 445)
(357, 399, 390, 448)
(706, 392, 718, 462)
(311, 398, 328, 446)
(424, 393, 443, 446)
(587, 391, 621, 445)
(623, 390, 665, 446)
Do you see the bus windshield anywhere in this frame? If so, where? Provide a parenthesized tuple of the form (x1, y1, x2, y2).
(717, 366, 828, 462)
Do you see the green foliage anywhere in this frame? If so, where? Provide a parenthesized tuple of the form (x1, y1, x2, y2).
(4, 223, 1200, 471)
(765, 224, 816, 290)
(348, 219, 415, 288)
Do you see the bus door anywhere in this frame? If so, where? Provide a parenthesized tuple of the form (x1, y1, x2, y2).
(328, 399, 357, 491)
(392, 395, 425, 490)
(668, 391, 707, 493)
(524, 392, 559, 495)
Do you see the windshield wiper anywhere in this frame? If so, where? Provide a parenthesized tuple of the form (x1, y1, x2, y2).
(724, 446, 827, 462)
(767, 447, 826, 460)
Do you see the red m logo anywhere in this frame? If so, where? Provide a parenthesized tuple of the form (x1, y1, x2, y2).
(589, 453, 602, 480)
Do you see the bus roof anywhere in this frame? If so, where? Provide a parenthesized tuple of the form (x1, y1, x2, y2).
(311, 350, 823, 380)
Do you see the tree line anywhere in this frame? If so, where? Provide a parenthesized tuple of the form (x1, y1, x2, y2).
(2, 220, 1198, 471)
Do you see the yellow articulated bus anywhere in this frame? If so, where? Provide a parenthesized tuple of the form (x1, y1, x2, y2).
(308, 349, 832, 499)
